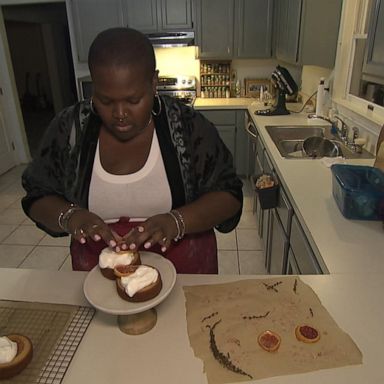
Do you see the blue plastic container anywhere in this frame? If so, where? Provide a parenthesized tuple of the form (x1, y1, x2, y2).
(331, 164, 384, 220)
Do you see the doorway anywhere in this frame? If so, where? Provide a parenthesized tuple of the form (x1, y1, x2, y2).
(2, 2, 76, 159)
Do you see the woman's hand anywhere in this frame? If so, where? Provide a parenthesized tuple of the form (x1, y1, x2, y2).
(121, 213, 178, 252)
(67, 209, 119, 248)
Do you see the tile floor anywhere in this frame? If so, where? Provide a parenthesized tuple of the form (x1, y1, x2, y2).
(0, 165, 266, 275)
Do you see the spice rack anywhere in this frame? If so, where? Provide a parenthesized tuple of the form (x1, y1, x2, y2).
(200, 60, 231, 99)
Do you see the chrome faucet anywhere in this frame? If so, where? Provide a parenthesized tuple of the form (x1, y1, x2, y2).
(307, 113, 348, 142)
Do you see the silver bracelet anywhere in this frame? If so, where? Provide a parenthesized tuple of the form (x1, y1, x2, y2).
(58, 204, 83, 233)
(167, 209, 186, 242)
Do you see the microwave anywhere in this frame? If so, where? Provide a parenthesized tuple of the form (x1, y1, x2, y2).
(78, 75, 92, 100)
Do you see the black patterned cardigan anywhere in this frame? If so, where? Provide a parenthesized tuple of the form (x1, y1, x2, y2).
(21, 95, 243, 237)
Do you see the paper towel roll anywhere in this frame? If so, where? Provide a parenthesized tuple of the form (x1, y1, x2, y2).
(315, 78, 325, 116)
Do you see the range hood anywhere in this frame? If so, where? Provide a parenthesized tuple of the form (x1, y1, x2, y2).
(146, 31, 195, 48)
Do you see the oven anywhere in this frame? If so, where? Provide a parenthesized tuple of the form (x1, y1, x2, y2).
(157, 75, 196, 106)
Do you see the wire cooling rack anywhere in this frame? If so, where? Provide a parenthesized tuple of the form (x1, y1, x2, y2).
(0, 302, 95, 384)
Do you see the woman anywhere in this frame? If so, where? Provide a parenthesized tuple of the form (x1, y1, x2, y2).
(21, 27, 243, 273)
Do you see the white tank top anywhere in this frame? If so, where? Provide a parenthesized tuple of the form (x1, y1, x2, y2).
(88, 130, 172, 222)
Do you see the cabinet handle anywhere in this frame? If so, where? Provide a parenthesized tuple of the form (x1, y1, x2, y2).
(246, 122, 258, 138)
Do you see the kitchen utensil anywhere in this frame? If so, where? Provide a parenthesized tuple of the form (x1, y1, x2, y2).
(331, 164, 384, 220)
(303, 136, 340, 158)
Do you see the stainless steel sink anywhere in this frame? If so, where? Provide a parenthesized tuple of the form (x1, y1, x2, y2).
(265, 125, 374, 159)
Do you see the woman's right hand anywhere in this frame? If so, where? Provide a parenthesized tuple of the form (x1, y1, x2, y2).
(66, 209, 119, 248)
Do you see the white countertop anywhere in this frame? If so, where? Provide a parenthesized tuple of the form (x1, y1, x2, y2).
(195, 98, 384, 275)
(247, 106, 384, 274)
(1, 268, 383, 384)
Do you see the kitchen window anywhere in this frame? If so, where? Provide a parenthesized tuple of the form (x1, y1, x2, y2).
(333, 0, 384, 129)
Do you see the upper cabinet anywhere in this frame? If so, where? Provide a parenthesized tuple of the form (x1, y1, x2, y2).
(122, 0, 193, 33)
(195, 0, 235, 59)
(71, 0, 124, 62)
(363, 0, 384, 78)
(275, 0, 342, 68)
(234, 0, 273, 58)
(195, 0, 273, 59)
(71, 0, 193, 62)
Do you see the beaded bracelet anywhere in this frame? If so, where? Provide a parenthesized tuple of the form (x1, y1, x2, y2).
(167, 209, 186, 241)
(58, 204, 83, 233)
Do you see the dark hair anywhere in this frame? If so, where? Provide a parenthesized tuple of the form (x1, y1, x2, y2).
(88, 27, 156, 80)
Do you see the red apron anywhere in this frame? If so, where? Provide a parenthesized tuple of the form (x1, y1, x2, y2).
(70, 217, 218, 274)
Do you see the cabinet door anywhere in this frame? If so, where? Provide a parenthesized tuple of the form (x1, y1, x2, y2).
(161, 0, 193, 30)
(216, 125, 236, 158)
(290, 216, 322, 274)
(195, 0, 234, 58)
(267, 209, 289, 274)
(71, 0, 124, 62)
(364, 0, 384, 78)
(123, 0, 159, 32)
(286, 248, 300, 274)
(235, 110, 247, 175)
(275, 0, 301, 63)
(235, 0, 273, 58)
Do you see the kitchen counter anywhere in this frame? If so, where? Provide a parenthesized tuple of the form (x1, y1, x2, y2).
(0, 268, 383, 384)
(247, 107, 384, 274)
(195, 98, 383, 275)
(194, 97, 255, 109)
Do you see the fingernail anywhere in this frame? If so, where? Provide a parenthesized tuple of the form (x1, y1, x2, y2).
(115, 246, 120, 253)
(121, 244, 127, 250)
(129, 243, 136, 250)
(109, 240, 117, 247)
(80, 237, 86, 244)
(137, 226, 144, 233)
(161, 246, 167, 252)
(144, 242, 151, 249)
(94, 234, 101, 241)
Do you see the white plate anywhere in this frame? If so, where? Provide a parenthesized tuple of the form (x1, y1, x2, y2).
(83, 252, 176, 315)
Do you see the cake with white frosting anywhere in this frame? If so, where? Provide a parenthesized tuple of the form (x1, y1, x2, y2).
(98, 247, 141, 280)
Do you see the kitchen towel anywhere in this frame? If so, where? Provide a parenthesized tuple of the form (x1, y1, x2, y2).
(184, 276, 362, 383)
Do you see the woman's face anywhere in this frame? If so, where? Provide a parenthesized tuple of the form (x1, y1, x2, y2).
(91, 64, 157, 141)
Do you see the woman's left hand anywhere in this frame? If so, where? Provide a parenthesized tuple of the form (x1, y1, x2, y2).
(120, 213, 178, 252)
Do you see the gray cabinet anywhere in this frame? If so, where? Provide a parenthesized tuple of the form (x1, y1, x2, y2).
(363, 0, 384, 78)
(195, 0, 273, 59)
(71, 0, 124, 62)
(198, 109, 248, 176)
(274, 0, 342, 68)
(71, 0, 193, 62)
(267, 209, 289, 274)
(235, 0, 273, 58)
(289, 215, 322, 274)
(195, 0, 234, 58)
(123, 0, 193, 32)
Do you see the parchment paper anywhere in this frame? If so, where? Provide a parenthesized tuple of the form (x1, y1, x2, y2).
(183, 276, 362, 383)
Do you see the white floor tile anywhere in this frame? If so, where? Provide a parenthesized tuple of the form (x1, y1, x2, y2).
(236, 228, 263, 250)
(242, 196, 253, 212)
(215, 230, 237, 250)
(0, 208, 29, 225)
(0, 195, 20, 212)
(218, 250, 239, 275)
(39, 234, 71, 247)
(19, 246, 69, 270)
(2, 225, 46, 245)
(59, 254, 73, 271)
(237, 210, 257, 229)
(0, 224, 18, 242)
(0, 244, 34, 268)
(238, 250, 267, 275)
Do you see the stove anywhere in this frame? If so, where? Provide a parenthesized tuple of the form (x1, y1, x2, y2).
(157, 75, 196, 106)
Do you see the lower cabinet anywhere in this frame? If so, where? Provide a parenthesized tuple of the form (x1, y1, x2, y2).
(267, 209, 289, 274)
(198, 109, 248, 175)
(247, 118, 322, 275)
(288, 215, 323, 274)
